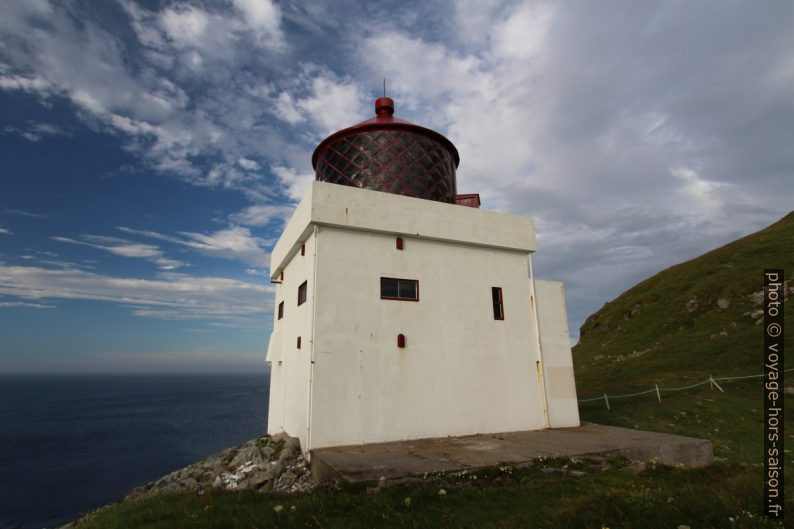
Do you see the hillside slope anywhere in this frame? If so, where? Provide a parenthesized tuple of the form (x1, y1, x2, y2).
(572, 212, 793, 461)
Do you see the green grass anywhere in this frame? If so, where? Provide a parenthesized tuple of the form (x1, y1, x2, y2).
(77, 462, 781, 529)
(74, 214, 794, 528)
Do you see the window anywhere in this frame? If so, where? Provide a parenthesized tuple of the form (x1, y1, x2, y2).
(298, 280, 308, 306)
(297, 336, 301, 349)
(492, 287, 504, 320)
(396, 237, 403, 250)
(277, 301, 284, 320)
(301, 243, 305, 256)
(381, 277, 419, 301)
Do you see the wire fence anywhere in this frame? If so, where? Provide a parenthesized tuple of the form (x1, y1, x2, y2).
(578, 367, 793, 410)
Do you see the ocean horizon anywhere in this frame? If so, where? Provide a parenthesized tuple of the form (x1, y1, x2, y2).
(0, 372, 270, 529)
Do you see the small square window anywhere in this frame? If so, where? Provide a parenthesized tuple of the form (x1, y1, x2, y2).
(277, 301, 284, 320)
(492, 287, 504, 320)
(298, 280, 307, 306)
(381, 277, 419, 301)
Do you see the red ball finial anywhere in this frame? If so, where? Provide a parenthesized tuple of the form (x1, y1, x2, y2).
(375, 97, 394, 117)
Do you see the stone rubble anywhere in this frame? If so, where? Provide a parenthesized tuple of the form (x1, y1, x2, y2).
(126, 433, 313, 500)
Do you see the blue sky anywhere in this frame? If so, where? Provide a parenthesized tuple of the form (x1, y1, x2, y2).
(1, 0, 792, 373)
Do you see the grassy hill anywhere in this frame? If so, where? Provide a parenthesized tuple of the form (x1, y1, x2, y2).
(73, 214, 794, 528)
(574, 212, 793, 462)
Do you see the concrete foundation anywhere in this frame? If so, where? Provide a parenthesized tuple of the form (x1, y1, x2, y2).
(310, 422, 713, 484)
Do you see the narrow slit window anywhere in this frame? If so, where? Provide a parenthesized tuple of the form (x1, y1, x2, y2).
(301, 243, 305, 256)
(492, 287, 504, 320)
(277, 301, 284, 320)
(298, 280, 308, 306)
(380, 277, 419, 301)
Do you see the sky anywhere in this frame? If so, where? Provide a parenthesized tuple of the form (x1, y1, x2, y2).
(1, 0, 792, 373)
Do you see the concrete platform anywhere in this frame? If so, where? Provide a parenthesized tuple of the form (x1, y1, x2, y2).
(310, 422, 713, 484)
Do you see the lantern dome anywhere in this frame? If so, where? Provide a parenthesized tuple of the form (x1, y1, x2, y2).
(312, 97, 459, 203)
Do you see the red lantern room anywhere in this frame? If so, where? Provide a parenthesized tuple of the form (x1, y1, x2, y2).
(312, 97, 460, 203)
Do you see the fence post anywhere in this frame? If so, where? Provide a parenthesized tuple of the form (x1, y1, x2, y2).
(604, 394, 610, 410)
(655, 384, 661, 402)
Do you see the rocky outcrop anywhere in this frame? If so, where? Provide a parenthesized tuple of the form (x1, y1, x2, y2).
(126, 433, 313, 499)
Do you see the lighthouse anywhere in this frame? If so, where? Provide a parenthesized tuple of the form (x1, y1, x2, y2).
(266, 97, 580, 452)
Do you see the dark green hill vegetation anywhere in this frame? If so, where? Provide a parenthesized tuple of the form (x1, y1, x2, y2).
(573, 212, 793, 466)
(574, 211, 793, 391)
(72, 215, 794, 528)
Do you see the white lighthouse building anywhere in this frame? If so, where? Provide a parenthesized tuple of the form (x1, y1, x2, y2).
(266, 97, 579, 452)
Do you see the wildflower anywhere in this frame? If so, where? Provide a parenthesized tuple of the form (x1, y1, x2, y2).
(438, 489, 447, 496)
(273, 505, 284, 513)
(404, 497, 412, 507)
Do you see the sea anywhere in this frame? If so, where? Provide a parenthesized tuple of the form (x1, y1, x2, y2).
(0, 373, 270, 529)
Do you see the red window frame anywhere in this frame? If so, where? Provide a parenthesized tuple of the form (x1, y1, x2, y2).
(277, 301, 284, 320)
(298, 280, 308, 306)
(396, 236, 403, 250)
(492, 287, 504, 320)
(380, 277, 419, 301)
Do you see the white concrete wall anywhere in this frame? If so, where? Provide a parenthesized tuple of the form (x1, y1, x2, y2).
(307, 227, 547, 449)
(266, 182, 578, 451)
(270, 181, 536, 280)
(534, 280, 580, 428)
(266, 229, 317, 448)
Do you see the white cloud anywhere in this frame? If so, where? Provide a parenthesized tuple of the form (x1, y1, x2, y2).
(1, 209, 48, 219)
(179, 226, 270, 266)
(52, 235, 187, 270)
(232, 0, 283, 43)
(0, 300, 55, 309)
(273, 92, 303, 124)
(159, 5, 210, 48)
(3, 120, 70, 142)
(238, 157, 260, 171)
(271, 165, 313, 202)
(491, 2, 553, 60)
(0, 262, 272, 323)
(0, 71, 53, 94)
(229, 204, 294, 226)
(295, 76, 366, 134)
(0, 1, 293, 200)
(0, 228, 11, 235)
(118, 225, 270, 266)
